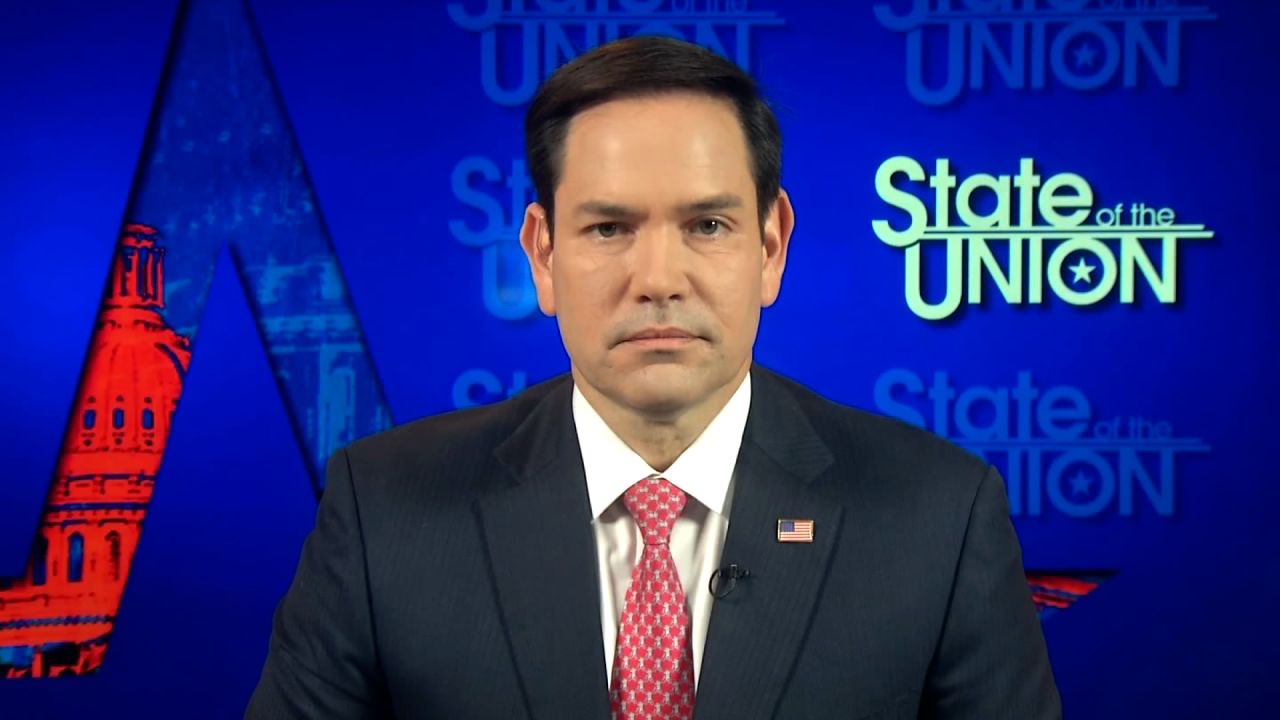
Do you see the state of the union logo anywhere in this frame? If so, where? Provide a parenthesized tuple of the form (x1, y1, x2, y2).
(871, 156, 1214, 321)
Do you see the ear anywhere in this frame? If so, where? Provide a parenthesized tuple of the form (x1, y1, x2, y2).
(760, 188, 794, 307)
(518, 202, 556, 316)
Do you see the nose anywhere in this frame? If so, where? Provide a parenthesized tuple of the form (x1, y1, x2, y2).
(630, 225, 689, 306)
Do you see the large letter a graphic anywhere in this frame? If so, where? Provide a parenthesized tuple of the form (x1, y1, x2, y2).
(0, 0, 391, 677)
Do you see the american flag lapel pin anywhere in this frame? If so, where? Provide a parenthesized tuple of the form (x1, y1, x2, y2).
(777, 518, 815, 543)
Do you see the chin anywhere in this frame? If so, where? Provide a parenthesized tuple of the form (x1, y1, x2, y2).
(622, 392, 691, 419)
(617, 367, 705, 416)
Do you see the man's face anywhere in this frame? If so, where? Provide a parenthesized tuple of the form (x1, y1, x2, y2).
(520, 92, 792, 420)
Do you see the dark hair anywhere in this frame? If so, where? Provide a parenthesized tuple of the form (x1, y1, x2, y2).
(525, 36, 782, 232)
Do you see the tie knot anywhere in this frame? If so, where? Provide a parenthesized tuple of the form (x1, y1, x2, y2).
(622, 476, 687, 546)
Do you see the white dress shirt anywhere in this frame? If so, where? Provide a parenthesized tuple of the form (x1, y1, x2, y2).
(572, 373, 751, 691)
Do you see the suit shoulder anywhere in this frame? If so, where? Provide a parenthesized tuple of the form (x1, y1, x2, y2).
(767, 370, 989, 488)
(339, 374, 570, 482)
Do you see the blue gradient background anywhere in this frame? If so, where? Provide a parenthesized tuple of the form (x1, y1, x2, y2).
(2, 0, 1277, 716)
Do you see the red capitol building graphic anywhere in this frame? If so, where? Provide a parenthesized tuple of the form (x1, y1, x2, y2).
(0, 224, 190, 677)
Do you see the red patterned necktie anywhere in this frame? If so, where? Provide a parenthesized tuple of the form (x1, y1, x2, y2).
(609, 475, 696, 720)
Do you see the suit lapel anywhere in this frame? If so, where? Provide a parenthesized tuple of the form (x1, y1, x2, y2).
(694, 367, 843, 720)
(474, 379, 611, 720)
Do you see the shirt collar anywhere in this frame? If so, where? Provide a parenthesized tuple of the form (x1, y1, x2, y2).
(573, 372, 751, 519)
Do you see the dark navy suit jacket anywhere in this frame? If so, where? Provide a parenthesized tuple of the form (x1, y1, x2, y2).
(246, 366, 1061, 719)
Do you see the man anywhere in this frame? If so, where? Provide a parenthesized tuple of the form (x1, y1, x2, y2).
(247, 37, 1060, 719)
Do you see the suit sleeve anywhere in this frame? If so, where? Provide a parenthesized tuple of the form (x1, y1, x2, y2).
(922, 465, 1062, 719)
(245, 448, 388, 718)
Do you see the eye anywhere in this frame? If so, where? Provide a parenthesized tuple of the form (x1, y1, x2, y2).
(693, 218, 723, 236)
(591, 222, 621, 238)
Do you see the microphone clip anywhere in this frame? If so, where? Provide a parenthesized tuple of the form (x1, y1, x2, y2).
(708, 563, 751, 599)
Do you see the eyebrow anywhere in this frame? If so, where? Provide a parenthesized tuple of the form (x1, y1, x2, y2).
(572, 193, 744, 219)
(573, 201, 641, 219)
(678, 193, 744, 214)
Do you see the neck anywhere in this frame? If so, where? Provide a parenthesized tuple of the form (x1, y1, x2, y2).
(574, 362, 750, 472)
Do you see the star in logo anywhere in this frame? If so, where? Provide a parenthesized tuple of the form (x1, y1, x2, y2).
(1073, 42, 1099, 69)
(1069, 470, 1094, 497)
(1068, 256, 1096, 285)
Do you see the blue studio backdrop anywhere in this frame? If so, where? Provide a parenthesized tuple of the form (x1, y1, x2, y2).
(1, 0, 1276, 716)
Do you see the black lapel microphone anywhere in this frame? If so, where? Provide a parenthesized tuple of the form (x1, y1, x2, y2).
(708, 563, 751, 599)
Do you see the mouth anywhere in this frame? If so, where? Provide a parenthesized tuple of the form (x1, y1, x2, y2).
(618, 327, 702, 349)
